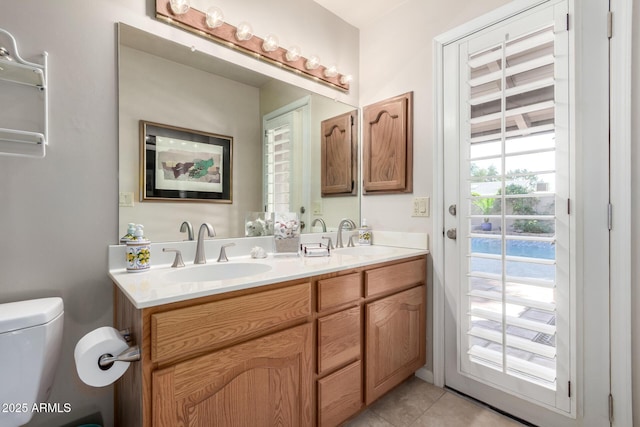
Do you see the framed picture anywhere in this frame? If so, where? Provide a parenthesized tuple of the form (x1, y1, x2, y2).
(140, 121, 232, 203)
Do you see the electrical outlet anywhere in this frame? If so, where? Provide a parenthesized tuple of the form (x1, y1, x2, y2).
(412, 197, 430, 217)
(119, 192, 134, 207)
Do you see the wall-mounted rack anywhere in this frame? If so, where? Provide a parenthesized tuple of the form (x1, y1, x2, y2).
(0, 28, 48, 158)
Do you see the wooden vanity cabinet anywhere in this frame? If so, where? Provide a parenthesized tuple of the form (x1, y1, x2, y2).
(365, 286, 426, 404)
(114, 256, 427, 427)
(316, 273, 364, 426)
(115, 280, 313, 427)
(153, 323, 313, 427)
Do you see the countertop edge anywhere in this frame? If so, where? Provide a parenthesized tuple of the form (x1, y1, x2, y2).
(110, 247, 429, 309)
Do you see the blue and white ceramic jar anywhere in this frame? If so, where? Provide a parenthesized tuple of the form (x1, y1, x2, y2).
(126, 225, 150, 272)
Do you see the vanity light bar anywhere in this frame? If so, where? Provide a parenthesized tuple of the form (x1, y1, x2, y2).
(155, 0, 351, 92)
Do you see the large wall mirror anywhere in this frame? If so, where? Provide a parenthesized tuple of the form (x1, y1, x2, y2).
(118, 23, 359, 242)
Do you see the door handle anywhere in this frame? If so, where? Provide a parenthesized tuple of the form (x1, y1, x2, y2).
(446, 228, 457, 240)
(449, 204, 457, 216)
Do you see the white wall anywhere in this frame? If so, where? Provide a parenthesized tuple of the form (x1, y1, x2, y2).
(0, 1, 357, 426)
(119, 46, 262, 241)
(358, 0, 510, 377)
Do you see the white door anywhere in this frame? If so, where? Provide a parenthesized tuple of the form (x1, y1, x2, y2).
(263, 98, 310, 230)
(441, 1, 601, 424)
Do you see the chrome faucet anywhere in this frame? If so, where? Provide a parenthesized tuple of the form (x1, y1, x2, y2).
(180, 221, 194, 241)
(311, 218, 327, 232)
(194, 223, 215, 264)
(336, 219, 357, 248)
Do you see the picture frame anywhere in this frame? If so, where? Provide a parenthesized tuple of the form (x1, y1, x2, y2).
(140, 120, 232, 203)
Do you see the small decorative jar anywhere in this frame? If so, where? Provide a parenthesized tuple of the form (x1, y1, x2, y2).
(273, 212, 300, 255)
(126, 224, 150, 272)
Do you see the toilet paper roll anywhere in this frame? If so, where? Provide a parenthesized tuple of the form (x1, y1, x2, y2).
(74, 326, 130, 387)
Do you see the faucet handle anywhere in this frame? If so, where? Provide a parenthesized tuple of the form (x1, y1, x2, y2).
(163, 248, 185, 268)
(321, 236, 334, 250)
(347, 232, 358, 247)
(217, 243, 236, 262)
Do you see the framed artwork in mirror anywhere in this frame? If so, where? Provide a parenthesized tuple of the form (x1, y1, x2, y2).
(140, 120, 232, 203)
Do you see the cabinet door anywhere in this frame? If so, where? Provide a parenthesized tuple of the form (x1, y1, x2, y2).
(365, 285, 425, 404)
(321, 110, 357, 196)
(362, 92, 413, 194)
(152, 323, 313, 427)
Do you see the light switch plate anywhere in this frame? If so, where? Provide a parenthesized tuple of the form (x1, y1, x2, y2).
(119, 192, 134, 207)
(412, 197, 430, 217)
(312, 200, 323, 215)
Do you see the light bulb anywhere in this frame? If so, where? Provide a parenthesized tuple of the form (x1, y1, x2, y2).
(235, 22, 253, 41)
(169, 0, 190, 15)
(323, 65, 338, 78)
(340, 74, 353, 85)
(205, 7, 224, 28)
(285, 46, 301, 62)
(305, 55, 320, 70)
(262, 34, 279, 52)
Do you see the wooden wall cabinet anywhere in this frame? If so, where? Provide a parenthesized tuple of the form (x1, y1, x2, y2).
(115, 256, 427, 427)
(320, 110, 357, 196)
(362, 92, 413, 194)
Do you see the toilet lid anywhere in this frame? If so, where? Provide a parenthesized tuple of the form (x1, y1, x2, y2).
(0, 297, 63, 333)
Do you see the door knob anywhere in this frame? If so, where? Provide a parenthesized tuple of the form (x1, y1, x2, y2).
(449, 204, 457, 216)
(446, 228, 457, 240)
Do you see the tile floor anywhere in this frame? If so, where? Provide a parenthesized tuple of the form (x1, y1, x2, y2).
(344, 376, 524, 427)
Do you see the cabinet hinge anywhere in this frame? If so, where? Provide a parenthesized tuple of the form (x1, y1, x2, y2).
(350, 115, 354, 126)
(566, 13, 570, 31)
(607, 11, 613, 39)
(568, 381, 571, 397)
(608, 203, 613, 230)
(609, 393, 614, 423)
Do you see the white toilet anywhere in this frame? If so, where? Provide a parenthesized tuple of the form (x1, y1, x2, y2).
(0, 297, 64, 427)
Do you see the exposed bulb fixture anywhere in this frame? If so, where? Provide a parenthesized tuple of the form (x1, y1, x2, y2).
(285, 46, 301, 62)
(305, 55, 320, 70)
(323, 65, 338, 78)
(205, 6, 224, 28)
(235, 22, 253, 41)
(262, 34, 279, 53)
(169, 0, 190, 15)
(340, 74, 353, 85)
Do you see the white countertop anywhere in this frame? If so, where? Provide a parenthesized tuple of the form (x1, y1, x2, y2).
(109, 240, 428, 309)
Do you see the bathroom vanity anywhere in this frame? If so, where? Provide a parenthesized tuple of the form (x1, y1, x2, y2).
(111, 246, 427, 427)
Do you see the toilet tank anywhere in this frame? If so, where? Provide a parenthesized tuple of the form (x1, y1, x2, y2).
(0, 297, 64, 427)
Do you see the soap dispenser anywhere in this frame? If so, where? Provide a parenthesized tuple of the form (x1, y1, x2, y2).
(358, 219, 373, 246)
(120, 223, 137, 245)
(126, 224, 151, 272)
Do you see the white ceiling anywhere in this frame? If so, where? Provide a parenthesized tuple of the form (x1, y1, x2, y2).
(313, 0, 408, 29)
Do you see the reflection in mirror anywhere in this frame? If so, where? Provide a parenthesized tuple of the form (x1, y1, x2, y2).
(118, 24, 359, 242)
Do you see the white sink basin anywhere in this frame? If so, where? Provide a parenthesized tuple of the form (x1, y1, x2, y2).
(165, 262, 272, 282)
(333, 245, 397, 256)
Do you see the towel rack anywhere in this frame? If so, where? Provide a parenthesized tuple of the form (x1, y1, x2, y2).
(0, 28, 48, 158)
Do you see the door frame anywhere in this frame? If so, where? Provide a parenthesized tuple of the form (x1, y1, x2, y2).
(262, 96, 311, 227)
(432, 0, 633, 425)
(608, 0, 633, 425)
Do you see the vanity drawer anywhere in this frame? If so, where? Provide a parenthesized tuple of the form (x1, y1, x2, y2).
(151, 282, 311, 363)
(317, 306, 361, 375)
(317, 360, 363, 427)
(365, 258, 426, 298)
(317, 272, 362, 312)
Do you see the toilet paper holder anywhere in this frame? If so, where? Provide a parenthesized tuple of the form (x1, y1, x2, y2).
(97, 328, 141, 370)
